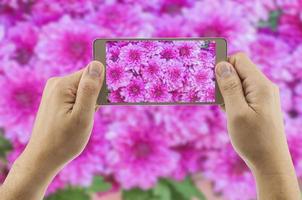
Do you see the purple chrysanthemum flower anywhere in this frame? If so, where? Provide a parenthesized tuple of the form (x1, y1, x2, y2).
(121, 79, 145, 102)
(35, 16, 101, 75)
(107, 45, 121, 63)
(249, 33, 291, 74)
(278, 14, 302, 49)
(160, 43, 178, 60)
(0, 22, 38, 66)
(0, 66, 45, 143)
(183, 0, 255, 53)
(109, 123, 179, 189)
(190, 68, 214, 88)
(197, 85, 216, 103)
(146, 81, 172, 102)
(175, 41, 199, 59)
(163, 60, 185, 90)
(88, 3, 152, 37)
(141, 58, 163, 81)
(108, 89, 125, 103)
(152, 14, 192, 37)
(181, 89, 201, 102)
(106, 61, 132, 90)
(204, 145, 256, 200)
(276, 0, 302, 15)
(171, 144, 207, 180)
(119, 43, 147, 70)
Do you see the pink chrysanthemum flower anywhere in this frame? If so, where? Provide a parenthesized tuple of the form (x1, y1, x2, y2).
(121, 79, 145, 102)
(30, 2, 64, 25)
(231, 0, 276, 22)
(107, 45, 121, 63)
(249, 33, 291, 74)
(138, 41, 159, 50)
(154, 106, 214, 146)
(35, 16, 101, 75)
(119, 43, 147, 70)
(163, 60, 185, 90)
(0, 22, 38, 66)
(108, 89, 125, 103)
(137, 41, 161, 57)
(181, 89, 201, 102)
(152, 14, 192, 37)
(160, 43, 178, 60)
(158, 0, 195, 14)
(287, 45, 302, 80)
(88, 3, 152, 37)
(183, 0, 255, 53)
(189, 68, 214, 88)
(197, 85, 216, 103)
(276, 0, 302, 15)
(141, 58, 163, 81)
(175, 41, 199, 59)
(198, 49, 216, 68)
(278, 14, 302, 49)
(171, 144, 207, 180)
(109, 123, 179, 189)
(106, 61, 132, 90)
(123, 0, 194, 15)
(0, 66, 45, 143)
(145, 81, 172, 102)
(204, 145, 256, 200)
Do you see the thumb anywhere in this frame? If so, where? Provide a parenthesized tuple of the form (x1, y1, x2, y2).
(72, 61, 104, 123)
(215, 61, 247, 112)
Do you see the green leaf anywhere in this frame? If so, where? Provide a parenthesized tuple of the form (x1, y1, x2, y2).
(153, 180, 171, 200)
(122, 188, 154, 200)
(122, 177, 206, 200)
(86, 176, 112, 193)
(258, 10, 282, 31)
(164, 177, 206, 200)
(45, 187, 90, 200)
(0, 130, 12, 159)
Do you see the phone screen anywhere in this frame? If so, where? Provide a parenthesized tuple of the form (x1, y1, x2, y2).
(105, 40, 217, 104)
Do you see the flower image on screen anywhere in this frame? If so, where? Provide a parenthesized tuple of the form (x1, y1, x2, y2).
(105, 40, 216, 103)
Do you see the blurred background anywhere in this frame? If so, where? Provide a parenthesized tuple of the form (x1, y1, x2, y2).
(0, 0, 302, 200)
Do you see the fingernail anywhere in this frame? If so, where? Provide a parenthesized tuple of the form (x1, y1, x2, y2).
(88, 62, 102, 78)
(217, 62, 233, 78)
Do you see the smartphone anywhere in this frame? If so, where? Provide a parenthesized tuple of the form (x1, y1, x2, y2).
(93, 38, 226, 105)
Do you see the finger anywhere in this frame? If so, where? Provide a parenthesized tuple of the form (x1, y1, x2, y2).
(64, 69, 85, 86)
(228, 52, 264, 81)
(72, 61, 104, 124)
(215, 61, 248, 113)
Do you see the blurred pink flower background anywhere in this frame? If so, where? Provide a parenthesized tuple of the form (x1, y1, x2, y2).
(0, 0, 302, 200)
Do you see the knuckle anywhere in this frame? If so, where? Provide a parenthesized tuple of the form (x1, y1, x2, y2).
(46, 76, 59, 86)
(221, 79, 241, 94)
(54, 78, 67, 93)
(259, 81, 275, 95)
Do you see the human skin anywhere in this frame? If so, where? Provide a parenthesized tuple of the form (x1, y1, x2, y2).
(0, 61, 104, 200)
(216, 53, 301, 200)
(0, 54, 301, 200)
